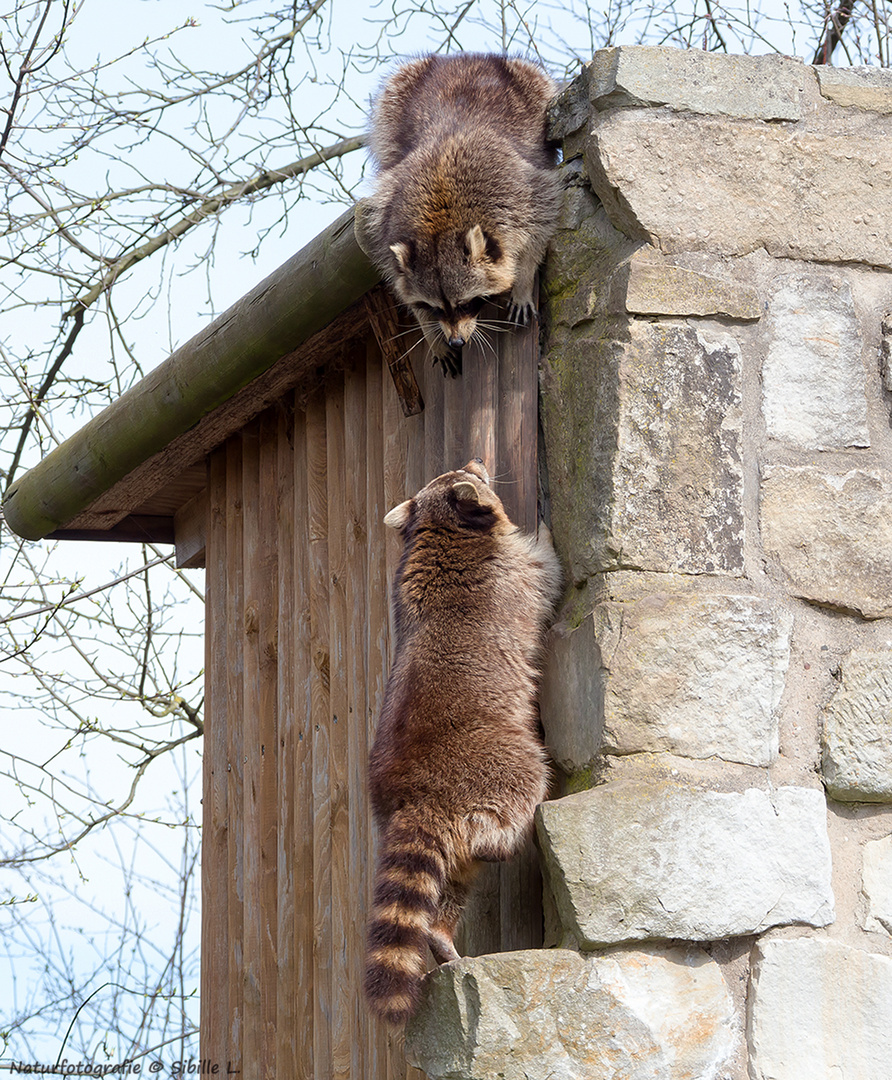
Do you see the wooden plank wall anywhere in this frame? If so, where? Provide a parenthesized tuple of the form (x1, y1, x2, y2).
(202, 310, 541, 1079)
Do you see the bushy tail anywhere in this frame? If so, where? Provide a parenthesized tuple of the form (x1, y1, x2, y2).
(364, 815, 449, 1027)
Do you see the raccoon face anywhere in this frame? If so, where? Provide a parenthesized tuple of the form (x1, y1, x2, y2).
(389, 226, 515, 352)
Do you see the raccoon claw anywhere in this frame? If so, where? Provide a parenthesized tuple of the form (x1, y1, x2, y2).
(507, 300, 536, 327)
(433, 347, 462, 378)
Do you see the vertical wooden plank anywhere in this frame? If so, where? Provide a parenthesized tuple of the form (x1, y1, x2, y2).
(224, 435, 245, 1077)
(423, 349, 445, 483)
(344, 358, 370, 1080)
(463, 303, 499, 473)
(497, 308, 539, 532)
(276, 399, 297, 1080)
(455, 309, 502, 959)
(241, 412, 279, 1080)
(362, 341, 387, 1079)
(291, 402, 315, 1080)
(497, 313, 544, 954)
(202, 451, 229, 1068)
(306, 391, 332, 1080)
(325, 374, 352, 1079)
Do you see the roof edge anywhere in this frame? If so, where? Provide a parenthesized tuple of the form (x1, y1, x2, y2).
(3, 206, 379, 542)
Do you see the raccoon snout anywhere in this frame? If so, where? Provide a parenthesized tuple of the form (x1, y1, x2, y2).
(447, 335, 466, 350)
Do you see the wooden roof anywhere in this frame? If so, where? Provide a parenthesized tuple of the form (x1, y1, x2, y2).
(1, 207, 381, 550)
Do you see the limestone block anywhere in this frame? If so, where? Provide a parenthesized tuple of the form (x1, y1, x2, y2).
(822, 648, 892, 802)
(595, 593, 792, 767)
(761, 467, 892, 619)
(541, 321, 744, 583)
(584, 46, 803, 120)
(863, 835, 892, 935)
(616, 248, 762, 319)
(762, 275, 868, 449)
(882, 312, 892, 392)
(748, 937, 892, 1080)
(406, 946, 736, 1080)
(816, 65, 892, 113)
(585, 112, 892, 269)
(536, 781, 834, 947)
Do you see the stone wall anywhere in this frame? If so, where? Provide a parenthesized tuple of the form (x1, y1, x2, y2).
(406, 47, 892, 1080)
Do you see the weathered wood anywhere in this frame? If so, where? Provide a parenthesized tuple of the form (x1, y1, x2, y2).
(224, 436, 245, 1074)
(275, 399, 297, 1080)
(291, 403, 316, 1080)
(174, 488, 208, 569)
(306, 392, 333, 1080)
(3, 208, 379, 541)
(345, 362, 371, 1079)
(241, 414, 280, 1080)
(326, 376, 353, 1080)
(363, 287, 424, 418)
(201, 451, 229, 1069)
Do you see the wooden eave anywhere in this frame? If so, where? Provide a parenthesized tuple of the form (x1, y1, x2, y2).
(1, 207, 381, 560)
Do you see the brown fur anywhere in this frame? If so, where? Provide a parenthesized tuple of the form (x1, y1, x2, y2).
(364, 459, 562, 1026)
(361, 53, 562, 377)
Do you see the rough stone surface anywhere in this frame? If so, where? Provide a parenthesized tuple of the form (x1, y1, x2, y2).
(585, 111, 892, 269)
(536, 782, 834, 947)
(541, 319, 744, 583)
(862, 836, 892, 935)
(822, 648, 892, 802)
(748, 937, 892, 1080)
(882, 311, 892, 392)
(405, 947, 736, 1080)
(585, 46, 803, 120)
(762, 274, 868, 449)
(816, 65, 892, 113)
(616, 248, 762, 319)
(594, 592, 792, 766)
(761, 467, 892, 619)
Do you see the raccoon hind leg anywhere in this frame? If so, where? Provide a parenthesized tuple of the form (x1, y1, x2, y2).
(428, 862, 479, 964)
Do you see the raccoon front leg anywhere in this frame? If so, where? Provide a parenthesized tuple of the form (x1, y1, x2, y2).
(506, 258, 540, 327)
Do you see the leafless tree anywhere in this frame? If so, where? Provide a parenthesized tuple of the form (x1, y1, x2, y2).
(1, 0, 888, 1065)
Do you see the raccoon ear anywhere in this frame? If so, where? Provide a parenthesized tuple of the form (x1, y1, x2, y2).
(466, 225, 487, 263)
(389, 242, 413, 272)
(452, 480, 480, 504)
(466, 225, 502, 264)
(383, 499, 413, 530)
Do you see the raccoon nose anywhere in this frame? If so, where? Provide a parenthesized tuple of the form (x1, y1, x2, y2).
(448, 335, 465, 350)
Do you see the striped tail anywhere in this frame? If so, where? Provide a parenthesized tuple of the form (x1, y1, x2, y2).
(364, 815, 449, 1026)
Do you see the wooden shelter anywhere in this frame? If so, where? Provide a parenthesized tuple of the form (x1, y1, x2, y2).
(3, 206, 546, 1079)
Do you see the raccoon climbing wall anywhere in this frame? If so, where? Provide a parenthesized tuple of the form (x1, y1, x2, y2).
(405, 47, 892, 1080)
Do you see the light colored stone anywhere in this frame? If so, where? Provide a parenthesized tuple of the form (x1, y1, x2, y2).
(594, 592, 792, 767)
(863, 835, 892, 935)
(822, 648, 892, 802)
(617, 249, 762, 319)
(405, 946, 736, 1080)
(541, 320, 744, 583)
(816, 65, 892, 113)
(585, 111, 892, 269)
(536, 781, 834, 947)
(761, 467, 892, 619)
(748, 937, 892, 1080)
(762, 275, 868, 449)
(585, 46, 803, 120)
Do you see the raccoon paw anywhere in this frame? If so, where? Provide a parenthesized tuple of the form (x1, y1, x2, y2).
(431, 346, 462, 378)
(507, 298, 537, 327)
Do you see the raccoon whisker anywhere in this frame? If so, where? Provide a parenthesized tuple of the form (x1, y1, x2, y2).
(387, 326, 428, 344)
(396, 334, 428, 365)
